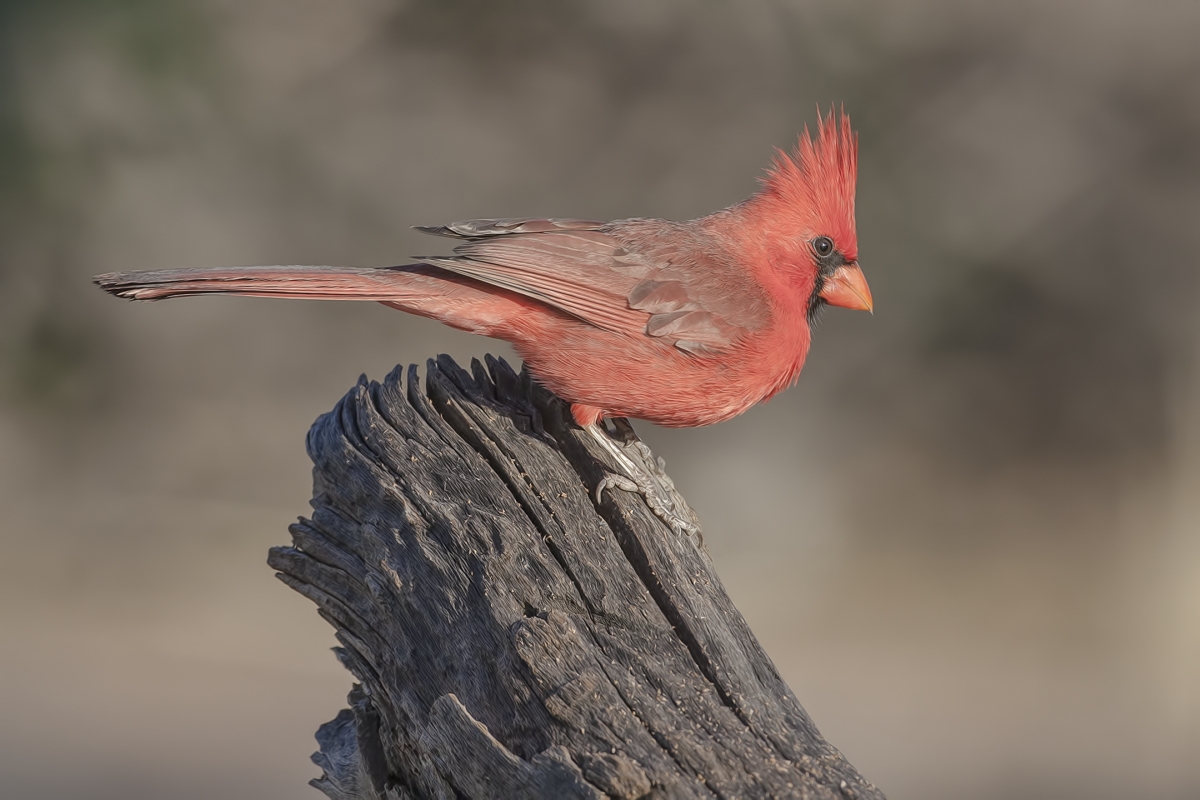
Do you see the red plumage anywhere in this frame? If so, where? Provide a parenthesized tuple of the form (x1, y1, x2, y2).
(95, 110, 871, 430)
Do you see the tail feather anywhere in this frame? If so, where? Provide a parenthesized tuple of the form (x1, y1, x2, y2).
(93, 264, 538, 338)
(94, 265, 413, 302)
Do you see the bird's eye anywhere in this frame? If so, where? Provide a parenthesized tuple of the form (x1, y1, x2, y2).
(812, 236, 834, 257)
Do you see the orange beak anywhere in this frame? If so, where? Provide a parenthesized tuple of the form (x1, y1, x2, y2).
(819, 261, 873, 312)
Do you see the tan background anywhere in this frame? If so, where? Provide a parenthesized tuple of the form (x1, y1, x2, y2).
(1, 1, 1198, 798)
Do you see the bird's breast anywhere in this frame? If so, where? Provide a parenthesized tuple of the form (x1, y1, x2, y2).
(513, 311, 810, 428)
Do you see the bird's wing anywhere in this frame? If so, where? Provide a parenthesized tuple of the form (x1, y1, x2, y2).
(417, 217, 770, 353)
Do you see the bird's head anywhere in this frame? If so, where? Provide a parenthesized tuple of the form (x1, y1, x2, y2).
(743, 108, 872, 322)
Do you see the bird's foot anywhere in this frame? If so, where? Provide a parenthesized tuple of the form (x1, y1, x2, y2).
(586, 420, 703, 544)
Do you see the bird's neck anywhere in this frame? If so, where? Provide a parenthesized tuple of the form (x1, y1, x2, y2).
(702, 200, 816, 401)
(705, 195, 820, 308)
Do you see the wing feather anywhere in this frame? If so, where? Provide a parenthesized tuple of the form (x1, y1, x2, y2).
(415, 216, 770, 353)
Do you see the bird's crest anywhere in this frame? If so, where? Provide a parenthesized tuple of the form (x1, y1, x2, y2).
(761, 108, 858, 262)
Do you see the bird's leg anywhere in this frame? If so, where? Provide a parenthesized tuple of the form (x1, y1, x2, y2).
(586, 419, 702, 543)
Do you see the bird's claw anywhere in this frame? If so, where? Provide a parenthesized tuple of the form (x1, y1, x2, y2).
(595, 473, 639, 502)
(587, 422, 703, 544)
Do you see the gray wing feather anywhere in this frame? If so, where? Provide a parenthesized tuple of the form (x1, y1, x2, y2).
(414, 218, 605, 239)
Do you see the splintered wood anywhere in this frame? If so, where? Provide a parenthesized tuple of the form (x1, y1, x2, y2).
(269, 355, 883, 800)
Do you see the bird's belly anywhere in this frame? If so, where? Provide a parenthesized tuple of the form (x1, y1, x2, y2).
(514, 325, 804, 428)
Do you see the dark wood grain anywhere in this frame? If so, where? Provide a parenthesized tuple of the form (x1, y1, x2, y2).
(269, 355, 884, 800)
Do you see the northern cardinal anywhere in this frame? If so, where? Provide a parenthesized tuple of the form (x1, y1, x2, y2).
(96, 110, 870, 535)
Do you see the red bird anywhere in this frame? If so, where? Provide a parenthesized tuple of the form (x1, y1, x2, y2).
(96, 111, 871, 535)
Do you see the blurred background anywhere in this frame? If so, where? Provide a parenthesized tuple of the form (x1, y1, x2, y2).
(1, 1, 1197, 798)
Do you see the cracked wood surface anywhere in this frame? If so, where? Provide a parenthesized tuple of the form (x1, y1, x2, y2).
(268, 355, 884, 800)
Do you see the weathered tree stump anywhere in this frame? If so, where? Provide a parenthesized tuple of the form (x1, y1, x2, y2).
(268, 355, 883, 800)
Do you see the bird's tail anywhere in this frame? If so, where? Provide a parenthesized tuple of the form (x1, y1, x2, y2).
(94, 264, 533, 338)
(94, 265, 417, 302)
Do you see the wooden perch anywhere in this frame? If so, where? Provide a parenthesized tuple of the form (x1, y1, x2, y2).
(268, 355, 884, 800)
